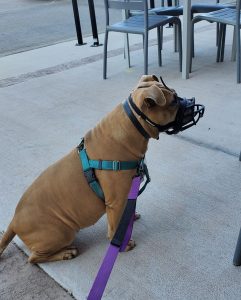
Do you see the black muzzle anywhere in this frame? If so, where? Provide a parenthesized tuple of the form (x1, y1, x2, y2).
(165, 96, 205, 135)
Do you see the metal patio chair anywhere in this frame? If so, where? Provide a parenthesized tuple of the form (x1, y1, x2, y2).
(151, 1, 235, 53)
(191, 0, 241, 83)
(103, 0, 182, 79)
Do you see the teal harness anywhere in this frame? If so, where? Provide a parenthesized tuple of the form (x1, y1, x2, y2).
(77, 139, 149, 201)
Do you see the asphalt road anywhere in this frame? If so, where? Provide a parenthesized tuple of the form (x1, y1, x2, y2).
(0, 0, 113, 57)
(0, 0, 204, 57)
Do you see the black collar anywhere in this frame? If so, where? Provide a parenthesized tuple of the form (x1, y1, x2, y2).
(123, 98, 150, 140)
(128, 96, 175, 133)
(123, 95, 176, 140)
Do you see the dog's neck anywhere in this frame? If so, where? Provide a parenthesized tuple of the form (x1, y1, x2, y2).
(84, 104, 149, 160)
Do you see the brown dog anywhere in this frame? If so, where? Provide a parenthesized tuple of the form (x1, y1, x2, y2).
(0, 75, 179, 263)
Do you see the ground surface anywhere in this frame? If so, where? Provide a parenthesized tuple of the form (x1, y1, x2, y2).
(0, 233, 74, 300)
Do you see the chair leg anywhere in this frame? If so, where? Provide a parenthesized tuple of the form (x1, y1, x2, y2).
(216, 24, 226, 63)
(144, 32, 148, 75)
(231, 27, 236, 62)
(157, 27, 162, 67)
(191, 13, 195, 58)
(190, 21, 194, 73)
(236, 26, 240, 83)
(174, 24, 179, 52)
(103, 30, 109, 79)
(160, 26, 163, 50)
(177, 21, 182, 72)
(220, 24, 226, 62)
(124, 33, 131, 68)
(216, 24, 223, 63)
(233, 228, 241, 266)
(216, 23, 220, 47)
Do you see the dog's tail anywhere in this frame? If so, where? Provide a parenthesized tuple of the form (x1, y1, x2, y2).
(0, 222, 16, 257)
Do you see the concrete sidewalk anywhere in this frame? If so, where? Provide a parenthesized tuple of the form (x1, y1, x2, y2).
(1, 21, 241, 299)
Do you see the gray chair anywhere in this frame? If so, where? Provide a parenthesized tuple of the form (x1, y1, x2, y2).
(151, 2, 235, 17)
(191, 0, 241, 83)
(151, 1, 235, 53)
(103, 0, 182, 79)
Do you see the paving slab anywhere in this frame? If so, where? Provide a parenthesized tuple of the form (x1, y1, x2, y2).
(1, 20, 241, 300)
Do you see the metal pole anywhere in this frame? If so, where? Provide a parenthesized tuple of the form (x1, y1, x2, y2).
(72, 0, 86, 46)
(88, 0, 102, 46)
(233, 228, 241, 266)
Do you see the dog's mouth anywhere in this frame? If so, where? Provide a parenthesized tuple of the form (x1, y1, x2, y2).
(164, 96, 205, 135)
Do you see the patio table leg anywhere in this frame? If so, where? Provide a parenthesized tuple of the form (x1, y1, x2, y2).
(233, 228, 241, 266)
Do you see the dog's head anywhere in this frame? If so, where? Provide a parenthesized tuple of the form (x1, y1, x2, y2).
(129, 75, 205, 139)
(131, 75, 179, 139)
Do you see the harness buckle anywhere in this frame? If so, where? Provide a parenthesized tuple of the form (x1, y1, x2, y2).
(112, 161, 121, 171)
(84, 168, 97, 184)
(98, 160, 102, 170)
(77, 138, 84, 152)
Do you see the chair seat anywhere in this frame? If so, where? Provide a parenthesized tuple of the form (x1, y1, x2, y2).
(194, 8, 241, 26)
(150, 5, 183, 16)
(107, 14, 179, 34)
(151, 4, 236, 16)
(191, 4, 235, 14)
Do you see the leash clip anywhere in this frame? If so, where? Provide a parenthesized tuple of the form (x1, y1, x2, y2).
(137, 159, 145, 177)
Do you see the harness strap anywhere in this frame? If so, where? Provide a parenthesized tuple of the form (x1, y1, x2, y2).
(80, 147, 105, 200)
(88, 158, 140, 171)
(78, 139, 143, 201)
(87, 176, 141, 300)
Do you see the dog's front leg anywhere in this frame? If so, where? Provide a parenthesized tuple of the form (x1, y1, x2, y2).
(106, 204, 136, 252)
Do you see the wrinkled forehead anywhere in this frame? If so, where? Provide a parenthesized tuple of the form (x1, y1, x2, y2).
(136, 75, 176, 90)
(133, 80, 177, 100)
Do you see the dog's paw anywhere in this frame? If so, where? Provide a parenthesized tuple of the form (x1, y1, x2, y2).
(62, 247, 79, 260)
(124, 239, 136, 252)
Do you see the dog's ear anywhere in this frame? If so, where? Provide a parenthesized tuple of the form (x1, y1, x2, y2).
(143, 85, 166, 108)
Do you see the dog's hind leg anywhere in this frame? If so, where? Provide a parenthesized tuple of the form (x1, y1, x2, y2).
(0, 222, 16, 257)
(28, 246, 79, 264)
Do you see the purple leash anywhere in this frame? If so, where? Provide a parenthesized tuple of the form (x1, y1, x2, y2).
(87, 176, 142, 300)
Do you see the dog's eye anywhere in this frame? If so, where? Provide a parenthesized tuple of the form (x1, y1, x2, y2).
(170, 94, 180, 107)
(170, 98, 178, 106)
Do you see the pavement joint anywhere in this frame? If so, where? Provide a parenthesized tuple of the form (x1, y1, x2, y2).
(175, 135, 240, 159)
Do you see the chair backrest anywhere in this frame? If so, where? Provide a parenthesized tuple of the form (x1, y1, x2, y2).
(106, 0, 146, 10)
(104, 0, 149, 27)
